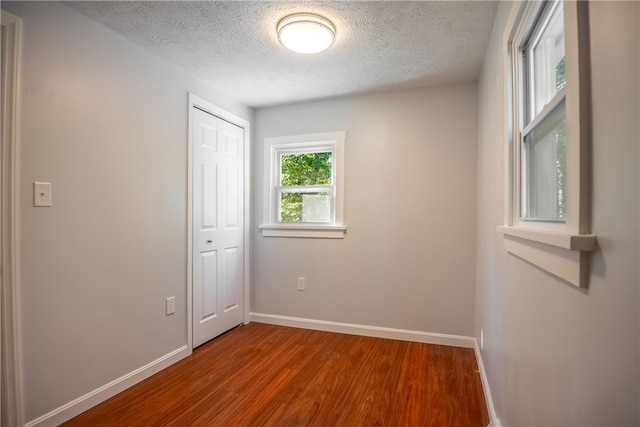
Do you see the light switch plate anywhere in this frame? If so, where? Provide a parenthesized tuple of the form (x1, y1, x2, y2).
(33, 182, 52, 207)
(166, 297, 176, 316)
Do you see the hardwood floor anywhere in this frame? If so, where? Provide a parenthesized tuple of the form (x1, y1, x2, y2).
(62, 323, 489, 426)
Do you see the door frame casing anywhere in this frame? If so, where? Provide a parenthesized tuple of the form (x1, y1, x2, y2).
(187, 93, 251, 353)
(1, 10, 25, 427)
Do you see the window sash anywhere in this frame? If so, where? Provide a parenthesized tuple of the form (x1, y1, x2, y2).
(274, 147, 337, 224)
(276, 185, 334, 193)
(277, 148, 334, 183)
(517, 0, 567, 224)
(521, 88, 565, 138)
(522, 0, 564, 124)
(276, 185, 335, 224)
(520, 99, 567, 221)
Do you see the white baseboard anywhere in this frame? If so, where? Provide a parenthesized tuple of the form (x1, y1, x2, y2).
(25, 345, 189, 427)
(249, 312, 475, 348)
(473, 340, 501, 427)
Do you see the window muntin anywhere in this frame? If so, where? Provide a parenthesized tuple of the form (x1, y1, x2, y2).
(519, 0, 566, 222)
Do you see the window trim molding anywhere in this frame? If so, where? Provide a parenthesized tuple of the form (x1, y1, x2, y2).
(261, 131, 346, 239)
(498, 0, 596, 288)
(258, 224, 347, 239)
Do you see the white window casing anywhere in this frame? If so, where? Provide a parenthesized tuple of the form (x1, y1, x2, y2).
(260, 131, 346, 239)
(498, 0, 596, 287)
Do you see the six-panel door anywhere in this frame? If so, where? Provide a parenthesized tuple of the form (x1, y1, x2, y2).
(192, 107, 244, 348)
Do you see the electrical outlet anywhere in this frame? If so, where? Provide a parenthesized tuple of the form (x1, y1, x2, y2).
(297, 277, 305, 291)
(166, 297, 176, 316)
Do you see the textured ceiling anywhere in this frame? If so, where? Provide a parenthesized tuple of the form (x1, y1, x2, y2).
(67, 1, 498, 108)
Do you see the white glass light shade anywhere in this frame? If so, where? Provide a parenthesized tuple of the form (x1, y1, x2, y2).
(277, 14, 336, 54)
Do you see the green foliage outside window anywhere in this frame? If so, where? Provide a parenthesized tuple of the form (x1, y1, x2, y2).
(555, 57, 567, 219)
(281, 152, 332, 186)
(280, 152, 332, 222)
(555, 57, 566, 91)
(556, 121, 566, 219)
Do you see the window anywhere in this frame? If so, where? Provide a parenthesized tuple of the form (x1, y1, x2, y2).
(497, 0, 597, 287)
(520, 0, 566, 222)
(260, 131, 346, 238)
(279, 150, 333, 223)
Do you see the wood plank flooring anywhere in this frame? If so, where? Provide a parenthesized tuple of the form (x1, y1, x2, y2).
(62, 323, 489, 426)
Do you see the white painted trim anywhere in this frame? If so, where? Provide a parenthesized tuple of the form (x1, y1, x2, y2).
(261, 131, 346, 237)
(250, 312, 475, 349)
(1, 11, 24, 427)
(473, 339, 501, 427)
(187, 93, 252, 351)
(501, 233, 590, 287)
(259, 224, 346, 239)
(24, 346, 189, 427)
(187, 95, 195, 353)
(500, 0, 596, 289)
(497, 226, 597, 251)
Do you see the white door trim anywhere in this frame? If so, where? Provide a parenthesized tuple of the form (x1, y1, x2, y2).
(187, 93, 251, 353)
(1, 10, 25, 427)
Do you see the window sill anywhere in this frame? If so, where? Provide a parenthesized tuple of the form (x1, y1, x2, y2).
(496, 226, 597, 288)
(259, 224, 346, 239)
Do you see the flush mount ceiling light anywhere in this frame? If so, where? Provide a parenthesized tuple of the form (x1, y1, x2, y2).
(277, 13, 336, 54)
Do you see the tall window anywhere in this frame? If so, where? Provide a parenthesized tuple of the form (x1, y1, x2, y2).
(261, 131, 346, 238)
(520, 0, 567, 222)
(498, 0, 596, 288)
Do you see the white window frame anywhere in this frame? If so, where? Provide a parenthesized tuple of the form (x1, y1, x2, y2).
(497, 0, 597, 287)
(260, 131, 346, 239)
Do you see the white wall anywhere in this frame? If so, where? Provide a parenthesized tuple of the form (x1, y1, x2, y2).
(1, 1, 252, 423)
(252, 83, 478, 337)
(476, 2, 640, 425)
